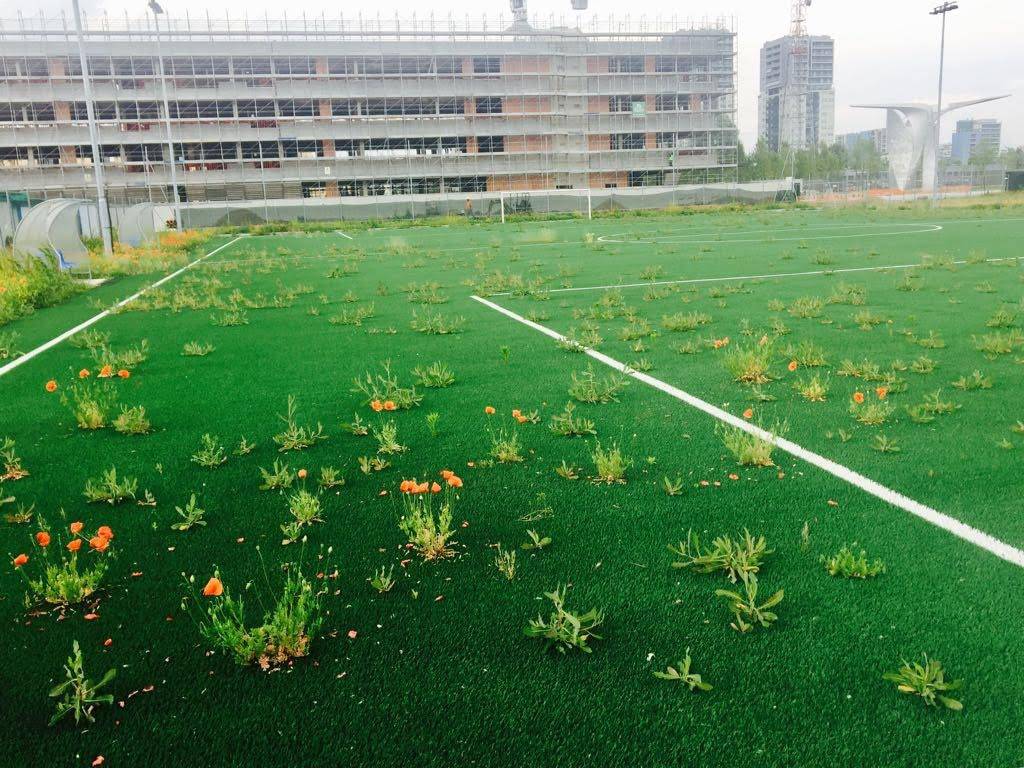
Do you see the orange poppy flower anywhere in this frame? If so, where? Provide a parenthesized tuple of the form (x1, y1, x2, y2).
(202, 577, 224, 597)
(297, 468, 308, 479)
(399, 479, 413, 493)
(742, 408, 754, 419)
(511, 409, 522, 419)
(70, 521, 84, 534)
(12, 553, 28, 568)
(89, 536, 110, 552)
(78, 369, 91, 379)
(35, 531, 51, 547)
(98, 365, 113, 378)
(97, 525, 114, 540)
(117, 369, 130, 379)
(383, 400, 397, 411)
(484, 406, 495, 415)
(441, 469, 454, 480)
(515, 415, 528, 424)
(67, 539, 82, 552)
(447, 475, 463, 489)
(45, 380, 58, 393)
(431, 482, 442, 493)
(416, 482, 430, 494)
(370, 400, 384, 412)
(853, 391, 865, 404)
(875, 386, 888, 400)
(788, 360, 798, 372)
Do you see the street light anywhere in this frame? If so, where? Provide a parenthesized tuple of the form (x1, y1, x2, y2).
(70, 0, 113, 255)
(930, 1, 958, 199)
(148, 0, 183, 230)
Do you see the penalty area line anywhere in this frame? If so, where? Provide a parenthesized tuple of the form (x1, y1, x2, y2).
(486, 255, 1020, 297)
(470, 293, 1024, 570)
(0, 235, 247, 381)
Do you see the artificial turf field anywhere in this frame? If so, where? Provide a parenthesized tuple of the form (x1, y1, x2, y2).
(2, 202, 1024, 767)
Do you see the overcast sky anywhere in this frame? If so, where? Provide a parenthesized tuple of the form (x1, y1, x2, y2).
(8, 0, 1021, 147)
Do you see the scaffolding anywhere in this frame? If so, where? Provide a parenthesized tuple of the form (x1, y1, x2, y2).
(0, 12, 739, 228)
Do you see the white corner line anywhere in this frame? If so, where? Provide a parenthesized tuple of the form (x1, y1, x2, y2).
(471, 293, 1024, 570)
(0, 235, 246, 381)
(487, 255, 1019, 297)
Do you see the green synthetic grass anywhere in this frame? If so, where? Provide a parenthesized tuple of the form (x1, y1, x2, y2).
(1, 204, 1023, 767)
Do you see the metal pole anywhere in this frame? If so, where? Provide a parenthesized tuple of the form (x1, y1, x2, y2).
(151, 7, 183, 230)
(71, 0, 113, 255)
(934, 11, 946, 198)
(931, 2, 958, 199)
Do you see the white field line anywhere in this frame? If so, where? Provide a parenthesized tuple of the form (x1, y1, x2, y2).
(0, 236, 246, 381)
(334, 230, 354, 240)
(596, 221, 943, 244)
(471, 294, 1024, 569)
(487, 255, 1020, 297)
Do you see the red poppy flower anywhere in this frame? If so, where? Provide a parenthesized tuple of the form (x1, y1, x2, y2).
(67, 539, 82, 552)
(13, 553, 28, 567)
(202, 577, 224, 597)
(35, 531, 51, 547)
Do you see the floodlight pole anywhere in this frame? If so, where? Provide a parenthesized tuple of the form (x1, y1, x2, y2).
(930, 2, 958, 200)
(150, 2, 183, 230)
(71, 0, 113, 255)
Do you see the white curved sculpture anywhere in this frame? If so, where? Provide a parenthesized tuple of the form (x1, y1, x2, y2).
(853, 95, 1009, 191)
(11, 198, 96, 269)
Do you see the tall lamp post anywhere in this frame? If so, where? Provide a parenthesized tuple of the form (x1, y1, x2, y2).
(930, 1, 958, 199)
(148, 0, 183, 230)
(71, 0, 113, 255)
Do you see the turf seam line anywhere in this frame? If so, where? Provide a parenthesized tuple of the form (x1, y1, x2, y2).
(486, 256, 1019, 297)
(471, 293, 1024, 570)
(0, 235, 246, 381)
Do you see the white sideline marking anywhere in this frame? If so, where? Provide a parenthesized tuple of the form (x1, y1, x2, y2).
(0, 236, 246, 380)
(489, 256, 1019, 297)
(471, 294, 1024, 570)
(596, 221, 943, 244)
(334, 230, 354, 240)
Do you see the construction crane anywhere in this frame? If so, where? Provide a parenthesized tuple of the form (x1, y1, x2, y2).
(790, 0, 811, 36)
(786, 0, 812, 158)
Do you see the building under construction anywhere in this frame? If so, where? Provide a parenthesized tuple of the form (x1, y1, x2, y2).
(757, 1, 834, 152)
(0, 13, 738, 210)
